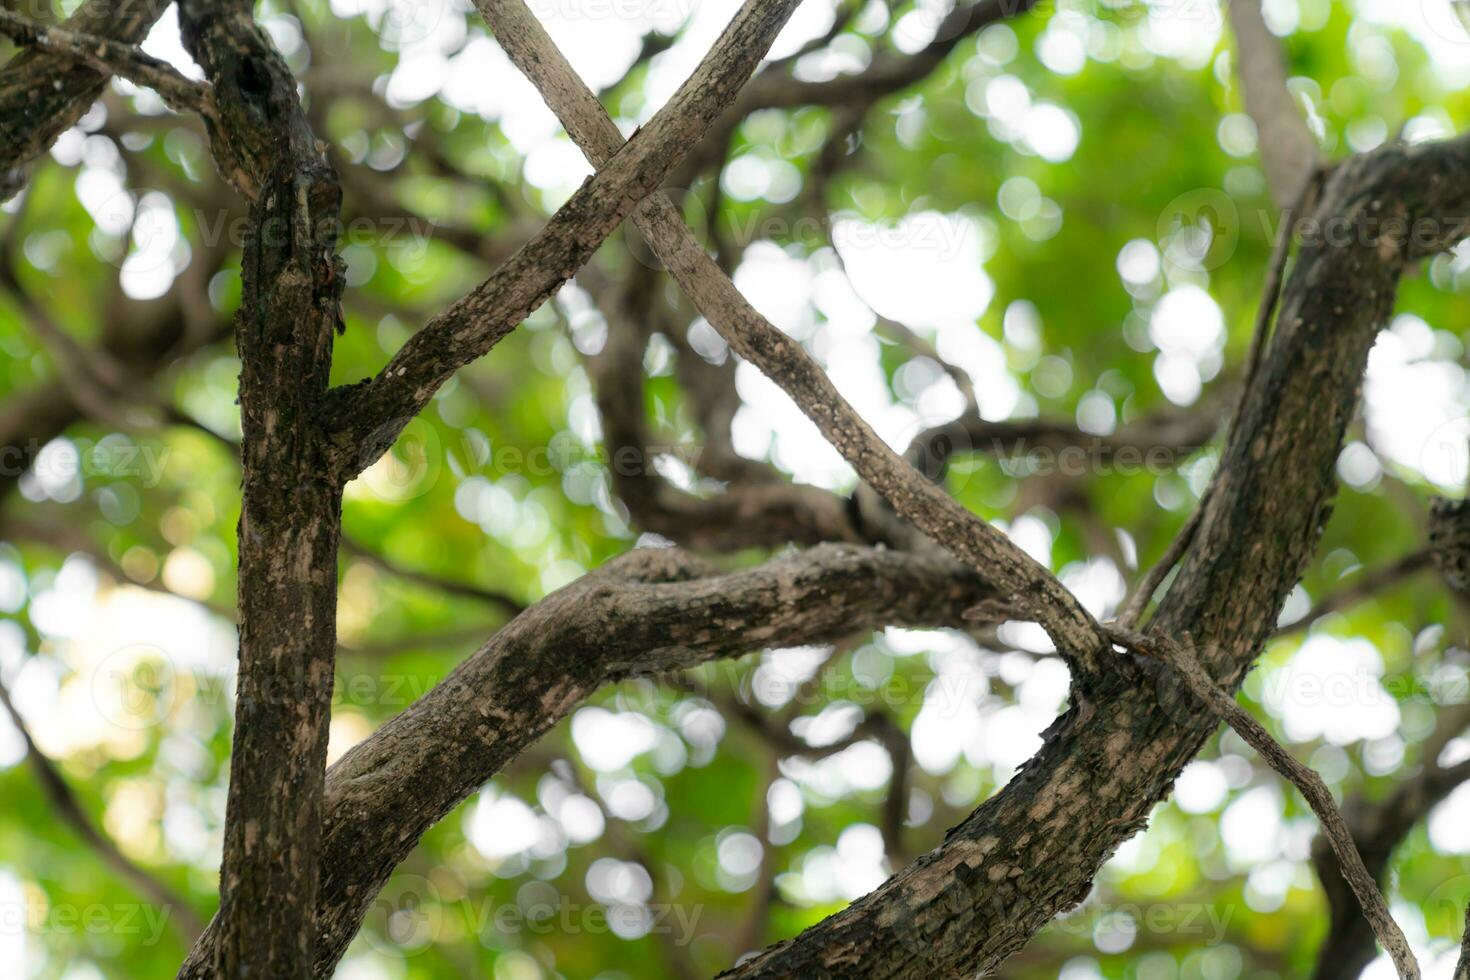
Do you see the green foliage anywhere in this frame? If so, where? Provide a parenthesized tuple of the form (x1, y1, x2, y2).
(2, 0, 1470, 977)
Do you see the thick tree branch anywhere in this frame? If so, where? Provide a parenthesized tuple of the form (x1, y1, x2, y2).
(175, 542, 1001, 977)
(173, 0, 348, 974)
(713, 132, 1470, 980)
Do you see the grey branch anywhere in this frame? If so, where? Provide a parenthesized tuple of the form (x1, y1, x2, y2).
(1227, 0, 1318, 207)
(1105, 625, 1419, 980)
(322, 0, 811, 474)
(472, 0, 1109, 679)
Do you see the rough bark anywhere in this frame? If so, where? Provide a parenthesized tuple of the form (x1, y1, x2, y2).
(714, 134, 1470, 980)
(0, 0, 169, 200)
(173, 543, 1000, 977)
(173, 1, 347, 975)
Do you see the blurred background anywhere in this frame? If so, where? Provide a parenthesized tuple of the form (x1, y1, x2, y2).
(2, 0, 1470, 976)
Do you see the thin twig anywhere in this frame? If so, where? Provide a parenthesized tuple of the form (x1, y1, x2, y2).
(1119, 175, 1321, 627)
(1104, 624, 1420, 980)
(0, 676, 205, 942)
(1272, 551, 1433, 638)
(0, 9, 214, 119)
(341, 535, 525, 615)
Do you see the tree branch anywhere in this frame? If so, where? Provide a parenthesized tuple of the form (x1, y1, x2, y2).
(0, 0, 169, 201)
(175, 542, 1001, 977)
(320, 0, 811, 476)
(0, 9, 214, 119)
(473, 0, 1109, 683)
(1104, 625, 1419, 980)
(715, 130, 1470, 980)
(1226, 0, 1317, 208)
(172, 0, 348, 973)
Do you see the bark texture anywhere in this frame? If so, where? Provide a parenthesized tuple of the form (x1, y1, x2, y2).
(174, 544, 999, 977)
(174, 1, 348, 975)
(0, 0, 168, 200)
(714, 135, 1470, 980)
